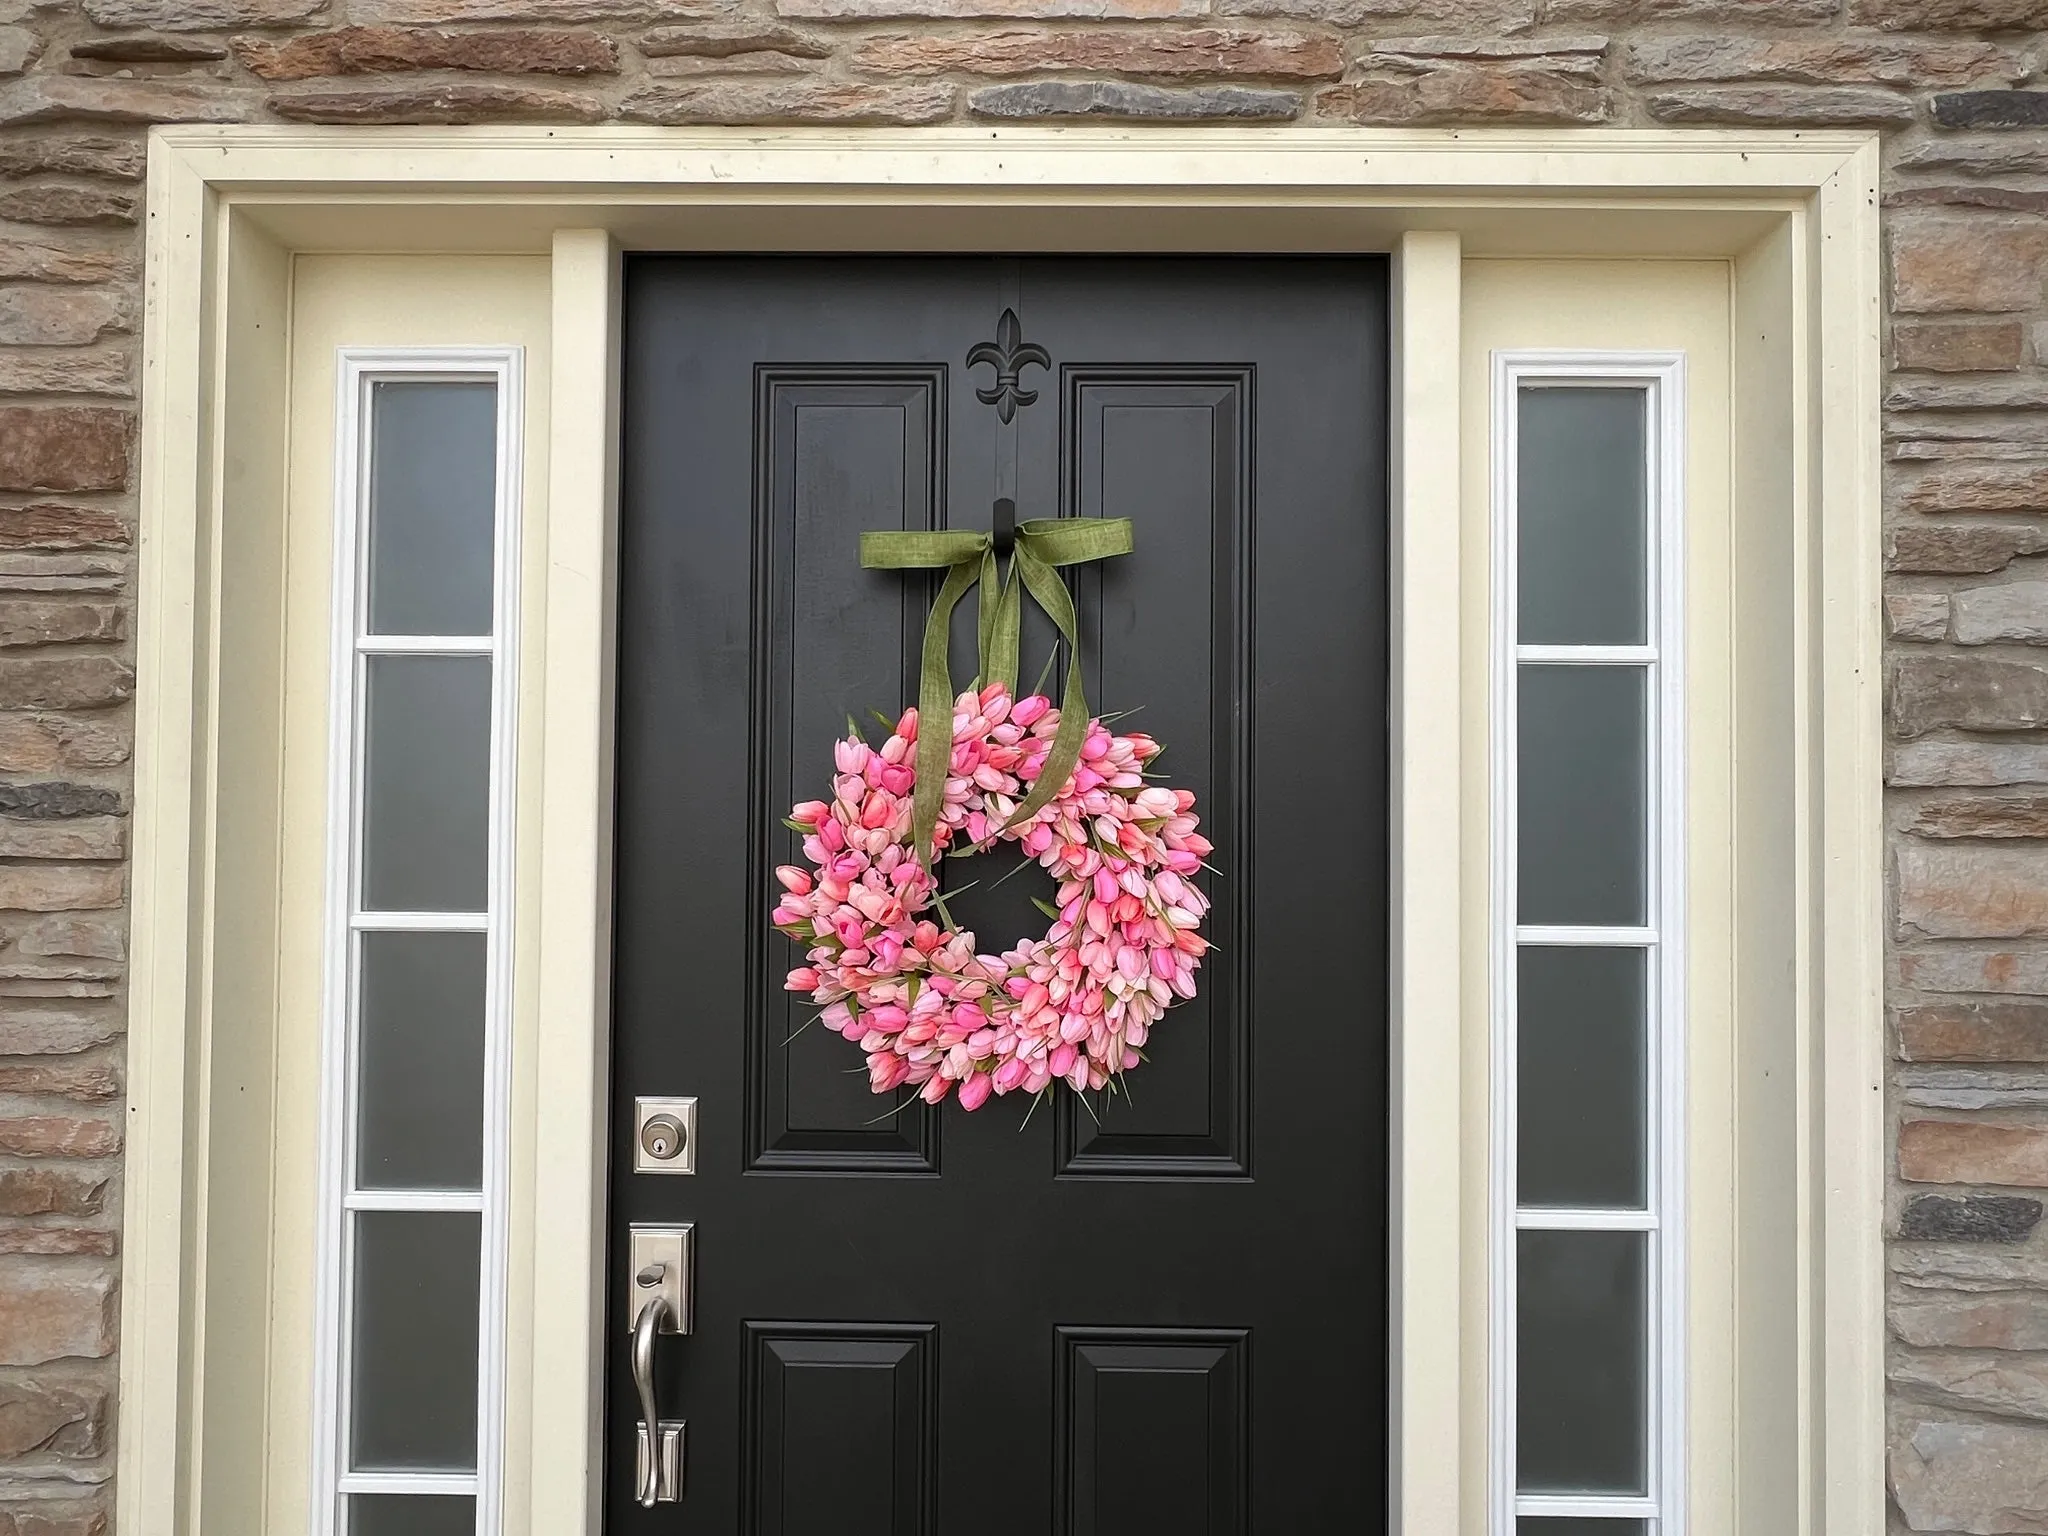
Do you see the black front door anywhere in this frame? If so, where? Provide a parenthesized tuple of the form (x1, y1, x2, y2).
(611, 257, 1389, 1533)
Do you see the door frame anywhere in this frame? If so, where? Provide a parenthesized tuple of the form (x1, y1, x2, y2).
(127, 126, 1883, 1536)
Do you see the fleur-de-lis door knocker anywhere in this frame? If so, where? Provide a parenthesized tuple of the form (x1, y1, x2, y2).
(966, 308, 1051, 424)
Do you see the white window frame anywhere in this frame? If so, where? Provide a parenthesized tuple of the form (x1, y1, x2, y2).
(1489, 350, 1688, 1535)
(311, 346, 526, 1536)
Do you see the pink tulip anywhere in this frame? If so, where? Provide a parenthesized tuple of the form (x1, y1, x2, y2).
(957, 1072, 993, 1111)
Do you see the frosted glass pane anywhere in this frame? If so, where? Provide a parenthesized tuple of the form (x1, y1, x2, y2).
(1519, 665, 1647, 926)
(362, 655, 491, 913)
(350, 1495, 476, 1536)
(350, 1211, 480, 1472)
(1518, 386, 1648, 646)
(1520, 1522, 1646, 1535)
(367, 380, 497, 638)
(1518, 1230, 1648, 1494)
(356, 932, 486, 1192)
(1518, 946, 1648, 1209)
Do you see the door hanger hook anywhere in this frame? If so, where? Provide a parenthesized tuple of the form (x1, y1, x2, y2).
(992, 496, 1016, 561)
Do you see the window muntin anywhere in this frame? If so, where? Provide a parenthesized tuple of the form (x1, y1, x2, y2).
(315, 352, 523, 1536)
(1492, 356, 1686, 1535)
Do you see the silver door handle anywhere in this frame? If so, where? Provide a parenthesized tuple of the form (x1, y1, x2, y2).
(626, 1226, 691, 1506)
(630, 1283, 675, 1507)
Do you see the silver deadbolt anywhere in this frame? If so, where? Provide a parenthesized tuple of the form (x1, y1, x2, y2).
(633, 1096, 698, 1175)
(642, 1114, 686, 1160)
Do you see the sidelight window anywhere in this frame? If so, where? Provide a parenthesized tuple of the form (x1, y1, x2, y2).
(312, 352, 524, 1536)
(1491, 356, 1686, 1535)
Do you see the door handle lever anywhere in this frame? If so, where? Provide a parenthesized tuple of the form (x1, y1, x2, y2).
(626, 1225, 693, 1506)
(630, 1282, 679, 1507)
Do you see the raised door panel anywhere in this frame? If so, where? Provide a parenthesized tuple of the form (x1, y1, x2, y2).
(743, 1323, 938, 1536)
(748, 371, 944, 1174)
(1055, 372, 1252, 1177)
(1056, 1327, 1250, 1536)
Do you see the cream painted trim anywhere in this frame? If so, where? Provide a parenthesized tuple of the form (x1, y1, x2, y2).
(1815, 141, 1887, 1536)
(128, 125, 1885, 1536)
(529, 228, 622, 1536)
(1390, 228, 1463, 1536)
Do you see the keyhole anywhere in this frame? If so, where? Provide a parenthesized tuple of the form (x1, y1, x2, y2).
(640, 1113, 686, 1161)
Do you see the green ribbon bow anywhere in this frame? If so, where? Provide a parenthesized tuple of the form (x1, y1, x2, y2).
(860, 516, 1135, 866)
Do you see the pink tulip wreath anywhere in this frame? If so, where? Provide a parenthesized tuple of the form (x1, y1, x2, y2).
(773, 682, 1211, 1110)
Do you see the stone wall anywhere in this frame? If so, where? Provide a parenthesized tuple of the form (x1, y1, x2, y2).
(0, 0, 2044, 1528)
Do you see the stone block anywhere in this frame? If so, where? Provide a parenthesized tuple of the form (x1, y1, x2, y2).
(84, 0, 322, 21)
(0, 817, 124, 861)
(1894, 322, 2027, 372)
(1319, 64, 1608, 123)
(0, 1264, 115, 1364)
(1647, 85, 1915, 125)
(0, 352, 133, 399)
(0, 508, 128, 553)
(20, 916, 124, 961)
(621, 79, 954, 122)
(0, 25, 38, 76)
(0, 187, 136, 228)
(0, 866, 123, 911)
(639, 22, 831, 55)
(1899, 1192, 2045, 1240)
(0, 1167, 105, 1215)
(1901, 1119, 2048, 1186)
(0, 717, 127, 772)
(1954, 581, 2048, 644)
(0, 785, 123, 820)
(1891, 657, 2048, 736)
(0, 410, 127, 494)
(1886, 525, 2048, 575)
(1899, 948, 2048, 995)
(1892, 220, 2048, 315)
(0, 242, 126, 286)
(1546, 0, 1832, 15)
(1624, 35, 2004, 86)
(0, 1509, 111, 1536)
(0, 659, 130, 713)
(1892, 1418, 2048, 1534)
(0, 1058, 120, 1100)
(973, 79, 1300, 119)
(786, 0, 1200, 17)
(1905, 795, 2048, 837)
(1902, 464, 2048, 515)
(0, 554, 127, 595)
(0, 291, 127, 350)
(68, 35, 229, 63)
(1896, 139, 2048, 178)
(1894, 1291, 2048, 1351)
(1934, 91, 2048, 129)
(1889, 378, 2048, 412)
(1899, 845, 2048, 938)
(268, 83, 610, 124)
(234, 26, 621, 80)
(1893, 743, 2048, 787)
(353, 0, 737, 16)
(0, 1377, 106, 1458)
(0, 75, 256, 126)
(1894, 1349, 2048, 1420)
(852, 28, 1342, 77)
(0, 1113, 118, 1157)
(1888, 592, 1951, 639)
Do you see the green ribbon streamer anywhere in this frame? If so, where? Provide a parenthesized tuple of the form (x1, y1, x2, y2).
(860, 517, 1134, 865)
